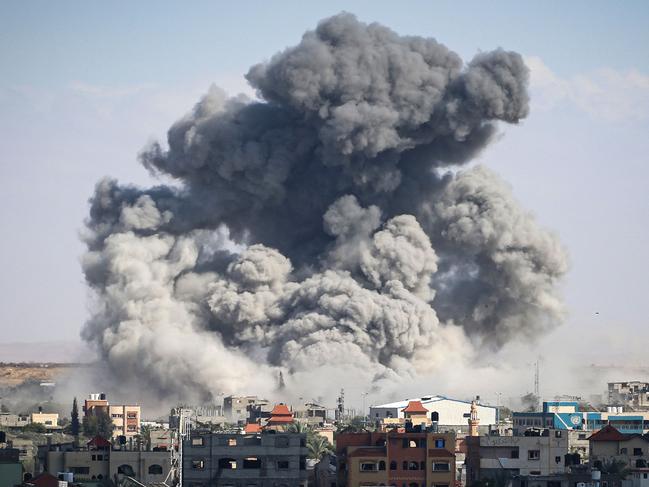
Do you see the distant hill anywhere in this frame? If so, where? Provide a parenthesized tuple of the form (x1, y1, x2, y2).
(0, 340, 91, 363)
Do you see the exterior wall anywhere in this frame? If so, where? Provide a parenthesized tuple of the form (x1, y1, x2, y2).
(183, 431, 309, 487)
(609, 382, 649, 410)
(31, 413, 59, 427)
(110, 451, 171, 484)
(336, 431, 456, 487)
(591, 437, 649, 469)
(628, 470, 649, 487)
(0, 413, 29, 427)
(466, 431, 569, 482)
(47, 450, 110, 481)
(0, 463, 22, 487)
(224, 396, 264, 423)
(46, 450, 171, 483)
(109, 405, 141, 438)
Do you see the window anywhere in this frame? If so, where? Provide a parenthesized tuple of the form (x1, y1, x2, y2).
(219, 458, 237, 469)
(409, 440, 418, 448)
(621, 447, 628, 454)
(71, 467, 90, 474)
(431, 411, 439, 422)
(555, 456, 561, 464)
(634, 448, 643, 456)
(244, 457, 261, 469)
(511, 449, 519, 459)
(379, 461, 386, 471)
(528, 450, 540, 460)
(192, 460, 205, 470)
(277, 460, 289, 470)
(228, 438, 237, 446)
(390, 461, 397, 470)
(555, 431, 562, 438)
(408, 461, 419, 470)
(92, 455, 96, 460)
(360, 462, 378, 472)
(420, 461, 426, 470)
(192, 437, 205, 446)
(149, 464, 163, 475)
(578, 434, 587, 440)
(118, 464, 136, 475)
(433, 462, 449, 471)
(434, 439, 445, 448)
(127, 412, 138, 419)
(530, 471, 541, 476)
(403, 461, 408, 470)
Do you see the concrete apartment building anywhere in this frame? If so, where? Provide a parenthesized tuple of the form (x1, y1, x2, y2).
(609, 382, 649, 411)
(45, 436, 172, 484)
(370, 396, 497, 434)
(465, 429, 569, 482)
(224, 396, 270, 424)
(589, 425, 649, 469)
(182, 431, 309, 487)
(336, 428, 456, 487)
(0, 412, 29, 428)
(83, 393, 141, 439)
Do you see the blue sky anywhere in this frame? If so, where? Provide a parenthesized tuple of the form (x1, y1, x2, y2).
(1, 1, 648, 386)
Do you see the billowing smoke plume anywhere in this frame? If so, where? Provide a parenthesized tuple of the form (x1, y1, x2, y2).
(82, 13, 567, 402)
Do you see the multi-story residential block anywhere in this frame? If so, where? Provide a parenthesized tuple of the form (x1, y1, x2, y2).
(513, 401, 649, 435)
(370, 396, 497, 434)
(109, 404, 141, 438)
(609, 382, 649, 411)
(83, 393, 141, 439)
(182, 431, 309, 487)
(465, 429, 569, 482)
(0, 413, 29, 428)
(293, 403, 328, 427)
(336, 428, 456, 487)
(224, 396, 269, 424)
(45, 436, 172, 484)
(589, 425, 649, 470)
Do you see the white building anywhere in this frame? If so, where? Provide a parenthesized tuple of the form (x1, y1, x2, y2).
(369, 395, 498, 432)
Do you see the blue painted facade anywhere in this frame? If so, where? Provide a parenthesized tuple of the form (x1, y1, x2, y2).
(513, 401, 649, 435)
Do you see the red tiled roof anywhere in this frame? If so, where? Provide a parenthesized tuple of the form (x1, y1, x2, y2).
(267, 416, 294, 424)
(245, 423, 262, 433)
(349, 447, 387, 457)
(27, 472, 60, 487)
(270, 404, 292, 416)
(87, 435, 112, 448)
(402, 401, 428, 414)
(428, 448, 454, 458)
(588, 425, 627, 442)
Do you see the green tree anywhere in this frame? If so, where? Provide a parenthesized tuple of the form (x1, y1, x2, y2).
(139, 424, 152, 451)
(307, 433, 334, 461)
(71, 397, 80, 437)
(83, 410, 114, 439)
(0, 404, 9, 413)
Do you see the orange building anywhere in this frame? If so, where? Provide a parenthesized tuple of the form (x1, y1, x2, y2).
(336, 429, 456, 487)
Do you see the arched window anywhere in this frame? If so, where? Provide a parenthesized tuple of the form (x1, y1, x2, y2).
(403, 461, 408, 470)
(420, 461, 426, 470)
(390, 461, 397, 470)
(148, 464, 163, 475)
(375, 438, 386, 447)
(431, 411, 439, 422)
(408, 461, 419, 470)
(379, 461, 386, 471)
(117, 464, 135, 476)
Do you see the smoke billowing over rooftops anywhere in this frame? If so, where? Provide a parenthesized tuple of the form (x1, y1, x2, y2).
(81, 13, 567, 403)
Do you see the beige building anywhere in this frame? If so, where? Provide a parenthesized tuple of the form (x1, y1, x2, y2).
(109, 405, 141, 439)
(46, 448, 171, 483)
(30, 412, 59, 428)
(590, 425, 649, 469)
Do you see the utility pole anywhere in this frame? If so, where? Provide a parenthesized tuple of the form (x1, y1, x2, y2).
(534, 360, 540, 399)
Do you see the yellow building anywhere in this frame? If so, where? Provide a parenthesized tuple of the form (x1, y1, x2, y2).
(30, 412, 59, 428)
(109, 405, 141, 439)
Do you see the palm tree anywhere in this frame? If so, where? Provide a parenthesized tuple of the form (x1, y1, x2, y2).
(286, 422, 309, 434)
(139, 424, 152, 451)
(307, 434, 334, 461)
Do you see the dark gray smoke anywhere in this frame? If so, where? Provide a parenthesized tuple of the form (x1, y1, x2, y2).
(82, 13, 567, 401)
